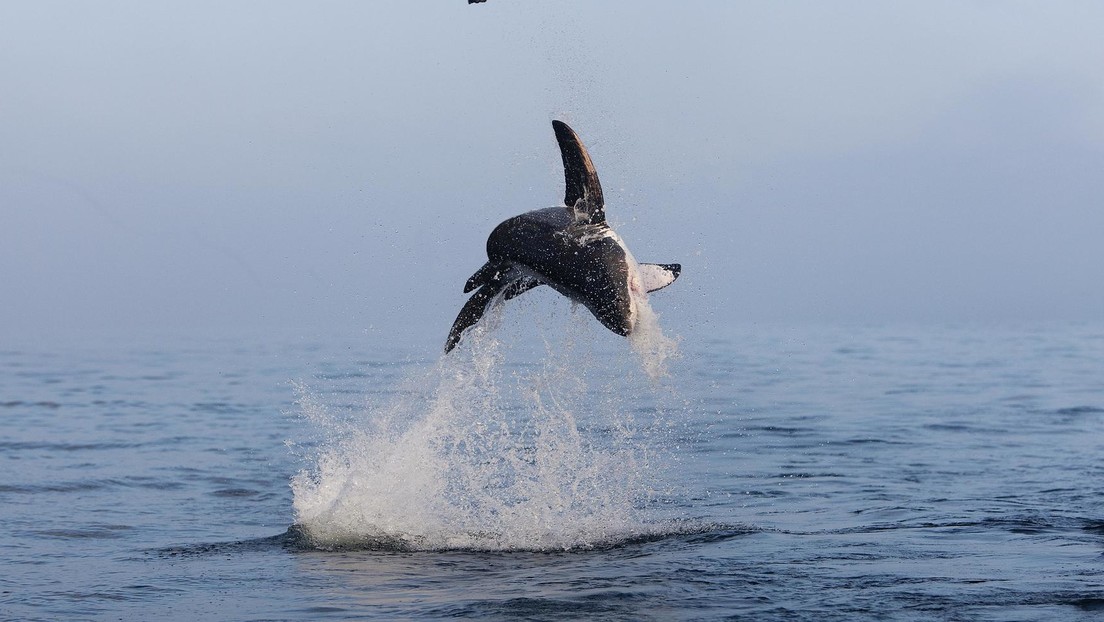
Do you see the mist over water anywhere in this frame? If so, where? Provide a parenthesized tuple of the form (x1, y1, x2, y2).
(291, 295, 687, 551)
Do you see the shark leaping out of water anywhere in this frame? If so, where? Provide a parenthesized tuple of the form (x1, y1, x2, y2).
(445, 120, 681, 353)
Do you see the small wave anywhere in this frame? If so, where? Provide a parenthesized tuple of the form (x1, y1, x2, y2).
(158, 522, 754, 557)
(189, 401, 250, 415)
(1073, 597, 1104, 611)
(781, 513, 1104, 537)
(209, 487, 261, 498)
(154, 527, 307, 558)
(0, 440, 147, 452)
(1, 478, 142, 494)
(1082, 520, 1104, 534)
(33, 524, 133, 540)
(1054, 405, 1104, 416)
(295, 520, 752, 553)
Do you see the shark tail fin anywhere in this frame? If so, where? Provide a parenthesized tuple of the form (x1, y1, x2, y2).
(638, 263, 681, 293)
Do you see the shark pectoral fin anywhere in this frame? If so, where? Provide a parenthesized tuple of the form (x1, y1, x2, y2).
(553, 120, 605, 225)
(503, 276, 542, 301)
(446, 281, 504, 353)
(447, 268, 530, 353)
(638, 263, 682, 293)
(463, 262, 500, 293)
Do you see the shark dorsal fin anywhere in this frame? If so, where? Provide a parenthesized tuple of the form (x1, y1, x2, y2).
(553, 120, 605, 225)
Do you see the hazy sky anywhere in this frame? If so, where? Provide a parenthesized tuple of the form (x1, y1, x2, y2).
(2, 2, 1102, 347)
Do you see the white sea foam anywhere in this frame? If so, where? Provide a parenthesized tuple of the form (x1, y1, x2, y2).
(291, 306, 680, 551)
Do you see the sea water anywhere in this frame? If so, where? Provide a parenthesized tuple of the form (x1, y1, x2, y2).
(2, 310, 1103, 620)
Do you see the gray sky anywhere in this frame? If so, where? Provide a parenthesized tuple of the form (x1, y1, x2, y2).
(2, 1, 1102, 347)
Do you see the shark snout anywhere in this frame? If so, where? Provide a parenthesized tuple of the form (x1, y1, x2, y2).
(593, 292, 635, 336)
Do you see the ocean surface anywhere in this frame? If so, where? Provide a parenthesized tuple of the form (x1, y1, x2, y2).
(2, 313, 1103, 621)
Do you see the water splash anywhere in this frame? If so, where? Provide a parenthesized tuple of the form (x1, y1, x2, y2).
(629, 293, 681, 381)
(290, 303, 681, 551)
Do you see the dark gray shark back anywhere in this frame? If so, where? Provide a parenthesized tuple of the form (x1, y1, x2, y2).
(488, 208, 633, 335)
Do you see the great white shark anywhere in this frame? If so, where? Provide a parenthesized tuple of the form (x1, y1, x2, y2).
(445, 120, 680, 353)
